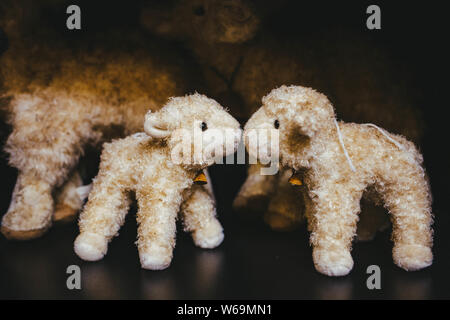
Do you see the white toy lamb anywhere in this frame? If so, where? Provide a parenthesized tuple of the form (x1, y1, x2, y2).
(74, 94, 241, 270)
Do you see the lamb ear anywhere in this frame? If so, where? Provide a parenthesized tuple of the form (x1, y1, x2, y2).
(144, 111, 171, 139)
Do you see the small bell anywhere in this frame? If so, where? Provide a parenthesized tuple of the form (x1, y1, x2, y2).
(193, 171, 207, 185)
(288, 170, 303, 186)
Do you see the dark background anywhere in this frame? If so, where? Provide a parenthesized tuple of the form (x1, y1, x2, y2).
(0, 1, 449, 299)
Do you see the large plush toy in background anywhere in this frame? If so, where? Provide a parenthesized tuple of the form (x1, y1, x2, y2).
(0, 1, 198, 239)
(140, 0, 424, 231)
(75, 94, 241, 270)
(243, 85, 433, 276)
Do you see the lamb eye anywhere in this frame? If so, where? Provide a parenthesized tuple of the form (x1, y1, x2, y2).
(274, 119, 280, 129)
(201, 122, 208, 131)
(193, 5, 205, 16)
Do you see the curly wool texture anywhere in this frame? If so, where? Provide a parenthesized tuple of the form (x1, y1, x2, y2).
(244, 85, 433, 276)
(74, 94, 241, 270)
(0, 24, 193, 239)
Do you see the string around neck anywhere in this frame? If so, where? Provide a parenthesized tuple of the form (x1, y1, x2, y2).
(334, 118, 356, 172)
(362, 123, 405, 151)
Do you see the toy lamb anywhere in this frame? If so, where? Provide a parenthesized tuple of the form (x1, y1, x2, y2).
(243, 85, 433, 276)
(74, 94, 241, 270)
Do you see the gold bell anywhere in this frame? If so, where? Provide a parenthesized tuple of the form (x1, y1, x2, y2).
(288, 171, 303, 186)
(193, 171, 207, 185)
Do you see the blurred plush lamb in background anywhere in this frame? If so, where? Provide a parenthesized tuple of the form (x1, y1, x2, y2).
(0, 0, 200, 239)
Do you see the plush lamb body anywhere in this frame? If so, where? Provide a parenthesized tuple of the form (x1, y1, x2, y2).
(243, 85, 433, 276)
(74, 94, 241, 270)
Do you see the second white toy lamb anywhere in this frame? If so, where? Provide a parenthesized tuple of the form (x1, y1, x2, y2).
(243, 85, 433, 276)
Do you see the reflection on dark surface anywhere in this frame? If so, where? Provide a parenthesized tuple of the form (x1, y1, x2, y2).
(82, 263, 122, 300)
(194, 250, 224, 298)
(392, 273, 431, 300)
(140, 248, 224, 299)
(141, 271, 177, 300)
(315, 278, 353, 300)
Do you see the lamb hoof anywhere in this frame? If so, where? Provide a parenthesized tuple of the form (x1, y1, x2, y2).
(193, 225, 224, 249)
(1, 225, 50, 240)
(393, 244, 432, 271)
(140, 245, 172, 270)
(74, 232, 108, 261)
(53, 204, 78, 224)
(313, 247, 354, 277)
(264, 211, 300, 232)
(1, 179, 53, 240)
